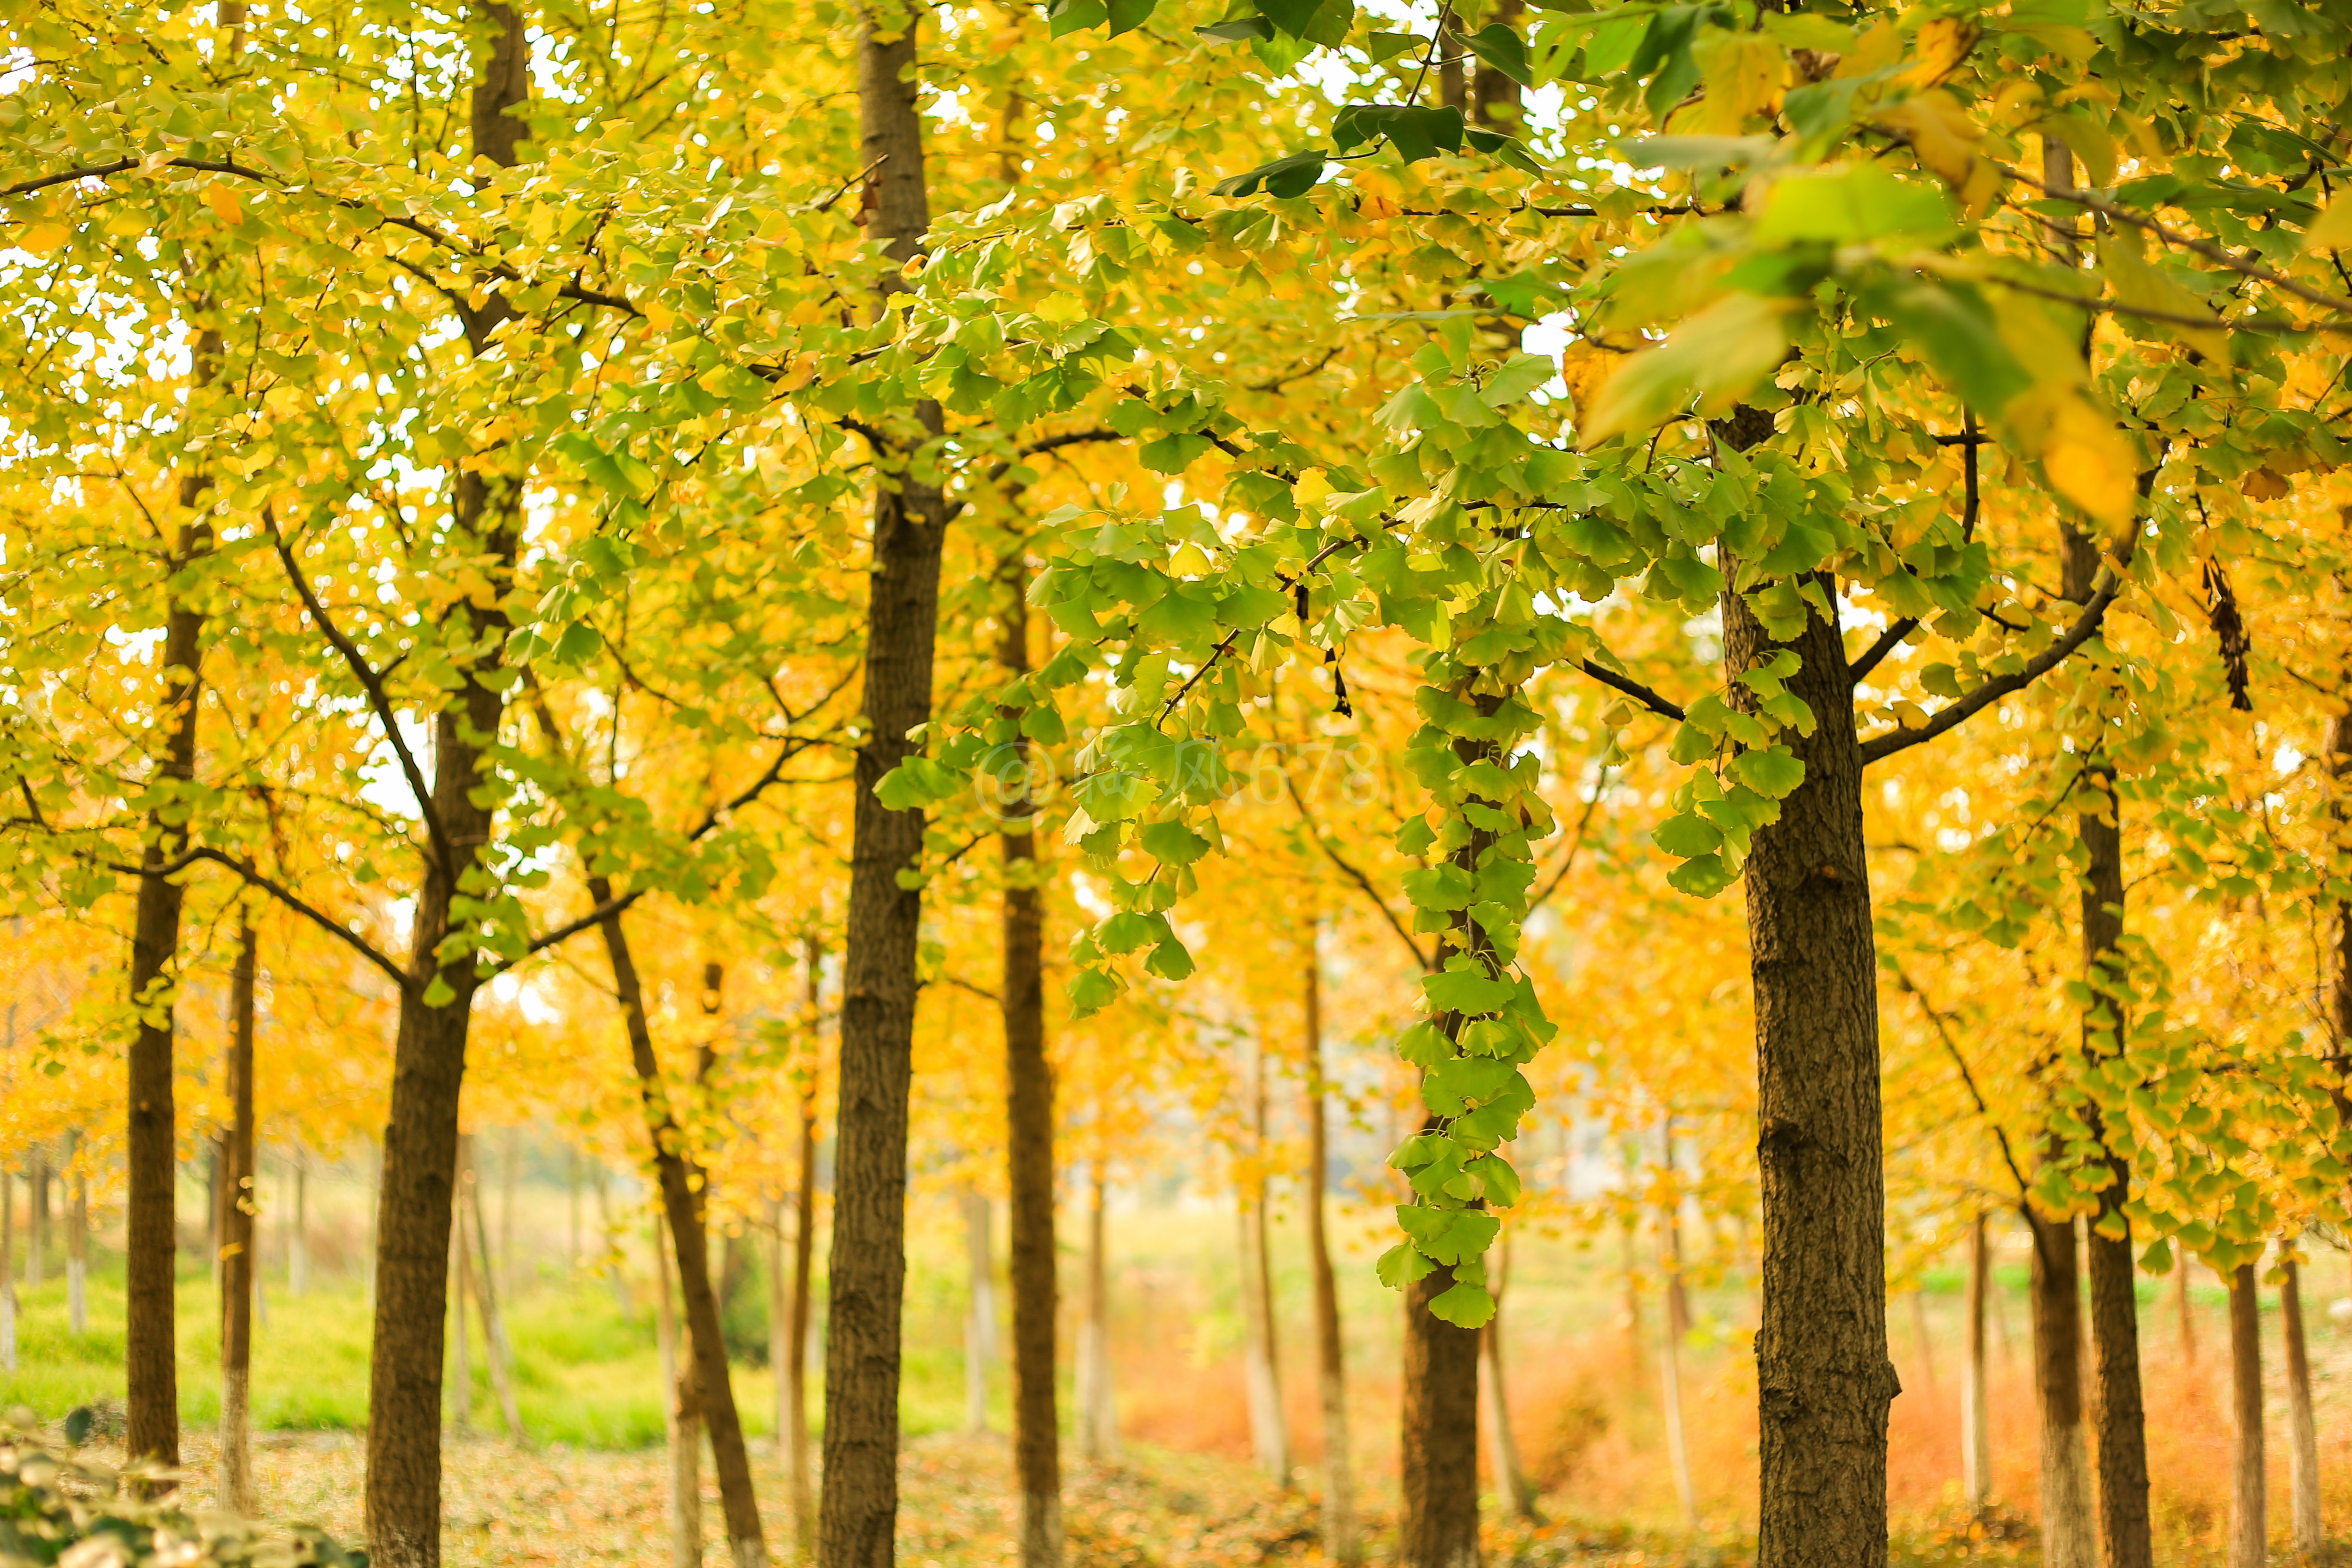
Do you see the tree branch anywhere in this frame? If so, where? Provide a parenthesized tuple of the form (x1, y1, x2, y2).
(267, 509, 454, 876)
(185, 847, 411, 991)
(1280, 769, 1432, 974)
(1890, 959, 2030, 1201)
(1851, 410, 1980, 686)
(1573, 659, 1686, 722)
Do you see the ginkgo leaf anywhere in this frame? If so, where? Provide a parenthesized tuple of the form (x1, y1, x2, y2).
(1577, 293, 1789, 445)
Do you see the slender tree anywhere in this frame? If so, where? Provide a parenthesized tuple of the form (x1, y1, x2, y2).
(655, 1210, 706, 1568)
(1238, 1046, 1288, 1484)
(1300, 928, 1357, 1564)
(820, 9, 948, 1563)
(962, 1189, 995, 1435)
(2281, 1251, 2320, 1559)
(64, 1132, 86, 1335)
(219, 919, 259, 1513)
(788, 938, 822, 1560)
(1962, 1214, 1992, 1516)
(2227, 1261, 2265, 1568)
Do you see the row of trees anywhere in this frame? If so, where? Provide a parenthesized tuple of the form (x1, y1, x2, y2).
(5, 0, 2352, 1564)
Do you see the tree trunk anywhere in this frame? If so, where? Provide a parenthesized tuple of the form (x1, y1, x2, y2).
(2282, 1253, 2320, 1559)
(360, 6, 525, 1558)
(1302, 934, 1358, 1564)
(1480, 1234, 1538, 1522)
(963, 1190, 995, 1434)
(220, 922, 258, 1513)
(125, 503, 207, 1471)
(1078, 1165, 1118, 1464)
(789, 940, 821, 1561)
(820, 20, 946, 1568)
(998, 548, 1064, 1568)
(66, 1132, 87, 1335)
(500, 1130, 517, 1305)
(1721, 559, 1893, 1568)
(1239, 1046, 1287, 1485)
(291, 1148, 309, 1297)
(597, 888, 767, 1568)
(657, 1210, 706, 1568)
(1963, 1213, 1992, 1516)
(451, 1192, 474, 1438)
(2177, 1265, 2199, 1365)
(1400, 1262, 1481, 1568)
(2229, 1260, 2266, 1568)
(28, 1152, 45, 1289)
(1658, 1211, 1698, 1529)
(1468, 0, 1523, 125)
(568, 1148, 582, 1281)
(1910, 1292, 1938, 1396)
(468, 1155, 524, 1446)
(2030, 1211, 2095, 1568)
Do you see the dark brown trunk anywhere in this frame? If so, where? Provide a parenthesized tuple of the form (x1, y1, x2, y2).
(1303, 933, 1358, 1564)
(2030, 1211, 2095, 1568)
(220, 922, 257, 1513)
(1400, 1263, 1482, 1568)
(1721, 564, 1892, 1568)
(362, 9, 526, 1555)
(125, 508, 207, 1471)
(820, 21, 944, 1567)
(596, 885, 767, 1568)
(655, 1209, 705, 1568)
(998, 553, 1063, 1568)
(789, 938, 821, 1560)
(2282, 1253, 2320, 1557)
(2227, 1261, 2265, 1568)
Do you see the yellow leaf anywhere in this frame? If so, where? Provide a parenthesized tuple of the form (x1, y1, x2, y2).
(15, 221, 70, 254)
(2306, 196, 2352, 252)
(1899, 18, 1980, 88)
(2242, 468, 2291, 501)
(2096, 232, 2230, 364)
(1685, 33, 1783, 134)
(205, 184, 244, 227)
(1578, 293, 1789, 447)
(2037, 396, 2135, 526)
(1834, 21, 1904, 77)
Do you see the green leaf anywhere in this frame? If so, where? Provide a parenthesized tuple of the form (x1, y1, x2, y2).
(1666, 851, 1739, 897)
(1197, 15, 1273, 38)
(1479, 352, 1558, 407)
(1107, 0, 1157, 33)
(1725, 747, 1805, 798)
(1047, 0, 1110, 36)
(1652, 812, 1723, 857)
(1427, 1280, 1498, 1326)
(1145, 938, 1196, 980)
(1376, 1242, 1437, 1287)
(1579, 292, 1789, 445)
(1423, 966, 1517, 1014)
(1140, 820, 1213, 864)
(1213, 148, 1330, 199)
(1068, 966, 1121, 1017)
(1755, 162, 1958, 245)
(1459, 21, 1533, 84)
(1333, 104, 1466, 163)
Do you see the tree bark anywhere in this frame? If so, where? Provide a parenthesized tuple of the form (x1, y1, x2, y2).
(2282, 1253, 2320, 1559)
(125, 486, 209, 1472)
(656, 1210, 706, 1568)
(1659, 1215, 1698, 1529)
(789, 939, 821, 1561)
(1963, 1213, 1992, 1515)
(220, 923, 258, 1513)
(2228, 1260, 2266, 1568)
(597, 887, 766, 1568)
(1302, 932, 1358, 1565)
(963, 1190, 995, 1434)
(1400, 1261, 1481, 1568)
(2030, 1212, 2095, 1568)
(998, 549, 1064, 1568)
(362, 10, 527, 1550)
(1720, 560, 1893, 1568)
(820, 19, 946, 1568)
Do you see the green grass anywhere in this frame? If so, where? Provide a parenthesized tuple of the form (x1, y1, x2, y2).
(0, 1237, 990, 1449)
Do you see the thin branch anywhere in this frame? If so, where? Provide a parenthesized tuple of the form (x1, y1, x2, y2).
(1280, 767, 1433, 973)
(184, 848, 411, 990)
(1890, 959, 2030, 1201)
(268, 509, 454, 875)
(1573, 659, 1686, 723)
(1528, 763, 1611, 916)
(1851, 410, 1979, 686)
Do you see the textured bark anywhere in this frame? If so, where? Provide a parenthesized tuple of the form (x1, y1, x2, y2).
(1962, 1214, 1992, 1514)
(655, 1211, 706, 1568)
(1302, 939, 1358, 1565)
(788, 940, 821, 1562)
(599, 888, 766, 1568)
(362, 10, 526, 1555)
(999, 553, 1063, 1568)
(219, 925, 257, 1514)
(1400, 1263, 1482, 1568)
(1721, 564, 1892, 1568)
(820, 18, 944, 1566)
(2228, 1262, 2266, 1568)
(2030, 1213, 2095, 1568)
(2282, 1254, 2320, 1559)
(125, 511, 206, 1471)
(962, 1191, 995, 1433)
